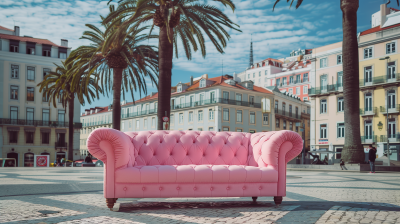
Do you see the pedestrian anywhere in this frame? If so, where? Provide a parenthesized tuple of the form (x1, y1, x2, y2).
(340, 159, 347, 170)
(368, 144, 377, 174)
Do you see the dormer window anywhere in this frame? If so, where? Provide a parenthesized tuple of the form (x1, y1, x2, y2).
(42, 44, 51, 57)
(10, 40, 19, 53)
(27, 42, 35, 55)
(177, 85, 182, 92)
(200, 79, 206, 88)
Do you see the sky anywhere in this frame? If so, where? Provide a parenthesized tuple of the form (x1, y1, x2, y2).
(0, 0, 395, 112)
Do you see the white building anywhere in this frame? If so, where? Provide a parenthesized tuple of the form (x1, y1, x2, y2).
(0, 25, 81, 166)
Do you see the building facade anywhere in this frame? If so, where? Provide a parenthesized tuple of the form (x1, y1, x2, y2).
(0, 25, 81, 166)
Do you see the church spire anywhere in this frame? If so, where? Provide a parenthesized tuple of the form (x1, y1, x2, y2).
(249, 34, 253, 67)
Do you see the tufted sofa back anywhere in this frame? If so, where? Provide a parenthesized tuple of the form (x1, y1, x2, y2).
(123, 131, 253, 166)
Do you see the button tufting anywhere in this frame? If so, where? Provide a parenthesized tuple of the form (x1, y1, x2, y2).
(123, 187, 127, 191)
(210, 187, 213, 191)
(259, 186, 262, 190)
(193, 187, 197, 190)
(176, 187, 180, 190)
(159, 187, 163, 191)
(242, 186, 246, 190)
(226, 187, 230, 190)
(142, 187, 145, 191)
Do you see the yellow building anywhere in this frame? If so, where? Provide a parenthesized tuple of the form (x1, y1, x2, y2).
(358, 4, 400, 161)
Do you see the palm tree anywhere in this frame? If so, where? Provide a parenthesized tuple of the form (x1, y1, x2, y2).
(104, 0, 241, 130)
(273, 0, 399, 163)
(37, 58, 101, 161)
(71, 5, 159, 130)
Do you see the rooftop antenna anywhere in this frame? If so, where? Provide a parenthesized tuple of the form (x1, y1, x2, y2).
(249, 34, 253, 67)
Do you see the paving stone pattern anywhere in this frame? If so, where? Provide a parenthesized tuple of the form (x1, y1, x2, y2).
(1, 168, 400, 223)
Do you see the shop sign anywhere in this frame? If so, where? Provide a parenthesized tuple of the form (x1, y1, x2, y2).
(34, 155, 49, 167)
(319, 139, 328, 144)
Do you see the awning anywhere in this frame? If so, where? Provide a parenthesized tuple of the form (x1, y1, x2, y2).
(7, 127, 20, 131)
(24, 127, 36, 132)
(40, 128, 51, 133)
(55, 129, 66, 133)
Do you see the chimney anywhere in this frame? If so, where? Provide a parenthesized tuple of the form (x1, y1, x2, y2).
(381, 3, 389, 27)
(190, 76, 193, 86)
(203, 74, 208, 79)
(14, 26, 20, 36)
(61, 39, 68, 47)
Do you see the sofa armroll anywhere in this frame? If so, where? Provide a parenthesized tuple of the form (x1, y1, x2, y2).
(249, 130, 303, 168)
(87, 128, 133, 169)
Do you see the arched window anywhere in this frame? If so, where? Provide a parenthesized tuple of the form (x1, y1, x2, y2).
(24, 152, 34, 167)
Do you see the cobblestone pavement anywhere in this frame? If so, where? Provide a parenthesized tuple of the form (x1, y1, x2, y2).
(1, 168, 400, 224)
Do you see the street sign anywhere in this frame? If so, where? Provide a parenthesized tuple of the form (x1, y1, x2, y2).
(162, 117, 169, 122)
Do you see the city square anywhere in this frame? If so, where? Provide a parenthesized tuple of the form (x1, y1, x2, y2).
(1, 168, 400, 224)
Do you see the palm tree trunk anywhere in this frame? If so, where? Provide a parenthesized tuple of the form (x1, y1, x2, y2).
(68, 95, 74, 161)
(340, 0, 364, 163)
(112, 68, 123, 130)
(157, 26, 173, 130)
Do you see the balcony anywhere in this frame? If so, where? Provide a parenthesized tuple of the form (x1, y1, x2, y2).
(380, 105, 400, 115)
(361, 135, 377, 144)
(275, 109, 301, 121)
(380, 134, 400, 142)
(308, 83, 342, 96)
(55, 141, 67, 148)
(0, 119, 82, 129)
(359, 107, 377, 116)
(359, 73, 400, 88)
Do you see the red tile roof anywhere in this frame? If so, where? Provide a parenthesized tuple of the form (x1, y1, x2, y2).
(360, 23, 400, 36)
(0, 33, 65, 48)
(390, 7, 400, 12)
(0, 25, 13, 32)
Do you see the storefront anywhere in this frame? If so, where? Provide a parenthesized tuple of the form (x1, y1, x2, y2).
(383, 143, 400, 161)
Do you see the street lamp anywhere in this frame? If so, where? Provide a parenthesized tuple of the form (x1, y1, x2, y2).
(377, 121, 383, 131)
(379, 56, 391, 166)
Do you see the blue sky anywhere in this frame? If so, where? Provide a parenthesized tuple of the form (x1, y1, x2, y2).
(0, 0, 395, 112)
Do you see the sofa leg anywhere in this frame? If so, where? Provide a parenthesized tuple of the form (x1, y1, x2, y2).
(274, 196, 282, 206)
(114, 198, 118, 203)
(252, 197, 258, 203)
(106, 198, 115, 210)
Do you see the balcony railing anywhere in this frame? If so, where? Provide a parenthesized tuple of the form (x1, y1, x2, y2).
(380, 105, 400, 114)
(308, 83, 343, 95)
(0, 118, 82, 128)
(380, 134, 400, 142)
(359, 73, 400, 87)
(55, 142, 67, 148)
(361, 135, 377, 143)
(275, 109, 301, 120)
(359, 107, 377, 116)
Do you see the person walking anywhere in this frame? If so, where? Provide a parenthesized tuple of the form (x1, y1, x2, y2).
(368, 144, 377, 174)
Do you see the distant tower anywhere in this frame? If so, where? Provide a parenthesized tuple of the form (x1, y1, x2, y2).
(249, 35, 253, 67)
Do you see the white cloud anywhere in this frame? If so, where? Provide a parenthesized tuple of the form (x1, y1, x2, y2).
(317, 28, 342, 36)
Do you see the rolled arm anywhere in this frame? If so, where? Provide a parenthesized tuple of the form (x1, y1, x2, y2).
(249, 130, 303, 168)
(87, 128, 133, 169)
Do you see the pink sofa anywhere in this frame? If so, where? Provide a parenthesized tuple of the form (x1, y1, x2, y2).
(87, 128, 303, 210)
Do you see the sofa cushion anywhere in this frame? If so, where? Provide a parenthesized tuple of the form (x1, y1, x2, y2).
(115, 165, 278, 183)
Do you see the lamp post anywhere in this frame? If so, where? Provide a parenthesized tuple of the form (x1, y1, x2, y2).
(379, 56, 391, 166)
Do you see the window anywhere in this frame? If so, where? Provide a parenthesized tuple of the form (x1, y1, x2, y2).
(364, 66, 372, 83)
(296, 126, 299, 132)
(289, 105, 292, 116)
(248, 74, 250, 79)
(364, 48, 372, 59)
(389, 118, 396, 138)
(258, 78, 261, 83)
(42, 109, 50, 126)
(236, 93, 242, 102)
(10, 106, 18, 123)
(42, 132, 50, 144)
(338, 97, 344, 112)
(337, 71, 343, 88)
(365, 120, 372, 139)
(259, 71, 261, 77)
(11, 65, 19, 79)
(198, 110, 203, 121)
(27, 87, 34, 101)
(320, 99, 327, 114)
(43, 68, 51, 78)
(189, 111, 193, 122)
(320, 124, 327, 138)
(337, 54, 342, 64)
(388, 61, 396, 79)
(265, 70, 268, 76)
(263, 113, 268, 125)
(144, 119, 148, 127)
(223, 127, 229, 131)
(337, 123, 345, 138)
(249, 130, 256, 133)
(10, 44, 18, 52)
(27, 67, 35, 80)
(200, 79, 206, 88)
(303, 85, 308, 94)
(388, 90, 396, 109)
(209, 109, 214, 120)
(276, 118, 280, 128)
(60, 52, 67, 59)
(387, 42, 396, 54)
(282, 77, 287, 86)
(136, 120, 140, 129)
(223, 108, 229, 121)
(236, 110, 242, 122)
(274, 101, 278, 113)
(249, 96, 254, 105)
(289, 88, 293, 94)
(283, 120, 286, 129)
(210, 92, 215, 102)
(289, 122, 293, 130)
(26, 131, 34, 143)
(276, 78, 280, 86)
(43, 49, 51, 57)
(26, 108, 34, 125)
(10, 86, 18, 100)
(9, 131, 18, 143)
(177, 85, 182, 92)
(179, 113, 183, 124)
(253, 73, 255, 78)
(295, 107, 298, 118)
(365, 93, 372, 111)
(296, 74, 301, 83)
(237, 128, 242, 132)
(296, 87, 300, 95)
(209, 127, 214, 131)
(303, 73, 308, 82)
(320, 58, 328, 68)
(264, 77, 267, 82)
(289, 76, 293, 84)
(198, 128, 203, 131)
(250, 112, 255, 124)
(282, 103, 286, 115)
(336, 148, 342, 159)
(58, 90, 63, 103)
(58, 110, 65, 124)
(199, 94, 204, 105)
(27, 46, 35, 55)
(223, 91, 229, 103)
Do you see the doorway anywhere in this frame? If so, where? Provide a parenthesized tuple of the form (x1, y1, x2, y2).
(7, 152, 18, 167)
(56, 152, 66, 163)
(24, 153, 34, 167)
